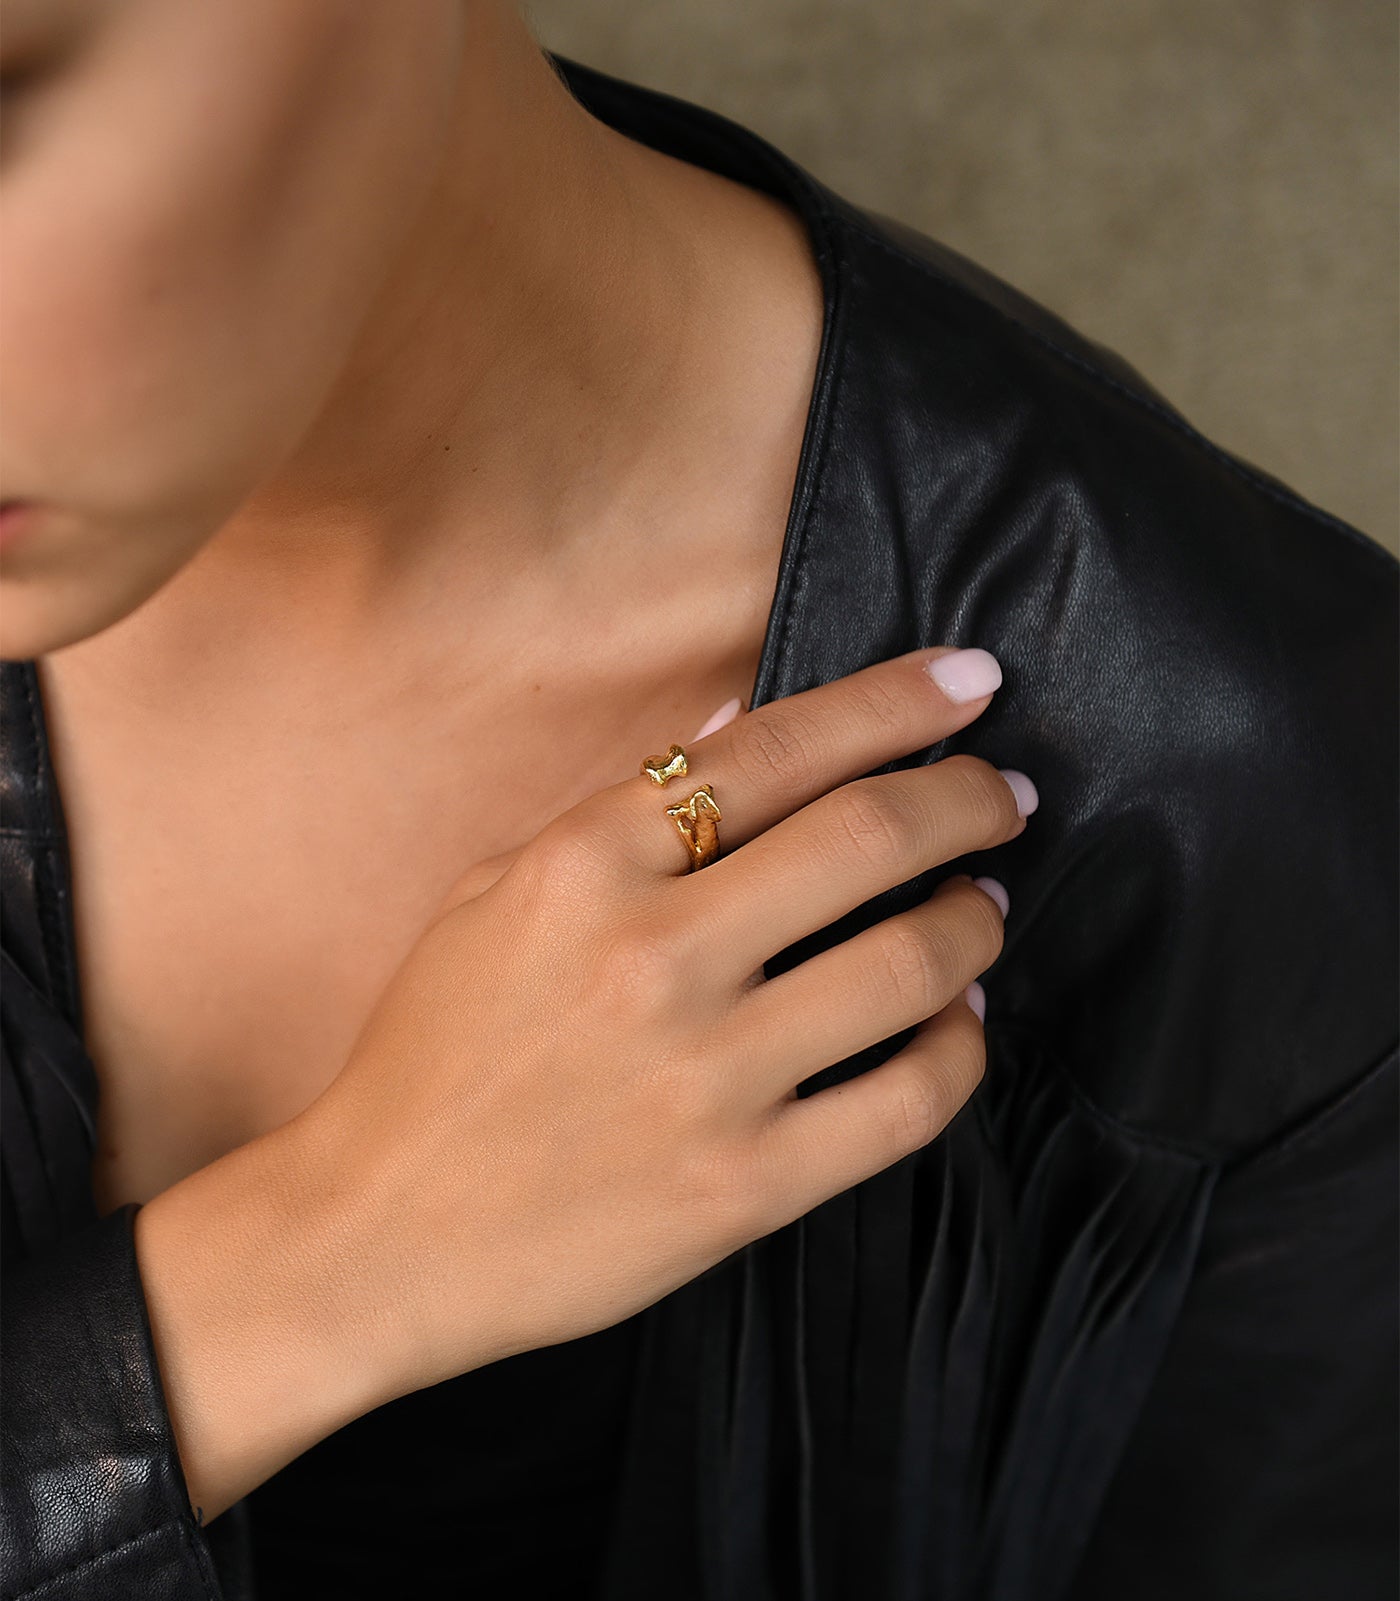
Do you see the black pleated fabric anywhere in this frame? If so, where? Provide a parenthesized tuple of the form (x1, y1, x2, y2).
(599, 1023, 1220, 1601)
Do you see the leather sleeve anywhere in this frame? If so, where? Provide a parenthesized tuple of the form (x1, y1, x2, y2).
(1067, 1039, 1399, 1601)
(1, 1201, 226, 1601)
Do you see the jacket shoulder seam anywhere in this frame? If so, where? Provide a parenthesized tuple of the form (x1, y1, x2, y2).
(842, 217, 1392, 568)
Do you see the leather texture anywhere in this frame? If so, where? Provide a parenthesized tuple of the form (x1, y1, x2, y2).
(2, 49, 1396, 1601)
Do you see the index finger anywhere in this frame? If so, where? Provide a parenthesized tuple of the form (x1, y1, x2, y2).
(591, 644, 1006, 877)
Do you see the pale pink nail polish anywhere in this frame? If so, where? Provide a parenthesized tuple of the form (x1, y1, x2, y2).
(972, 876, 1010, 917)
(925, 648, 1002, 703)
(965, 981, 986, 1022)
(997, 768, 1039, 817)
(693, 697, 742, 740)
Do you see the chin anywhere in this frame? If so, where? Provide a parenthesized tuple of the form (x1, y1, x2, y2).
(1, 583, 133, 660)
(0, 479, 239, 660)
(2, 528, 179, 665)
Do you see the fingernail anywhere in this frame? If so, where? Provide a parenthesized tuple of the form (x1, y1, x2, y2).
(965, 981, 986, 1023)
(924, 647, 1002, 704)
(972, 875, 1009, 917)
(693, 697, 743, 740)
(997, 768, 1039, 816)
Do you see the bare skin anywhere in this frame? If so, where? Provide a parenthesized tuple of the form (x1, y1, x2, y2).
(132, 651, 1027, 1523)
(13, 2, 826, 1211)
(0, 0, 1033, 1545)
(42, 148, 823, 1211)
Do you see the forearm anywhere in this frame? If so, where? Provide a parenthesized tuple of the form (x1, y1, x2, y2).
(131, 1114, 396, 1523)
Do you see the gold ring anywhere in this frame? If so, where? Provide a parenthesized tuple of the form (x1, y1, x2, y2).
(639, 743, 723, 871)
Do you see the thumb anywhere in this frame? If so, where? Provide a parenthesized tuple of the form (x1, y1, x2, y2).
(436, 697, 746, 923)
(430, 844, 525, 922)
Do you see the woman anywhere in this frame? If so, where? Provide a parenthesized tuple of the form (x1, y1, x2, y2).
(2, 6, 1394, 1600)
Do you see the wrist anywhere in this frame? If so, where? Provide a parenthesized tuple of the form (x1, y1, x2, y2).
(132, 1114, 395, 1521)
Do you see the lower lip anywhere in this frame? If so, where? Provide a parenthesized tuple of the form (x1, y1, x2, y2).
(0, 502, 36, 549)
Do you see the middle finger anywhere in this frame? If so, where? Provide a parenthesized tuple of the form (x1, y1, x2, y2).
(683, 752, 1030, 985)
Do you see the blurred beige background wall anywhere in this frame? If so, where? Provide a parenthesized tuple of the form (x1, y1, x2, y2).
(522, 0, 1399, 556)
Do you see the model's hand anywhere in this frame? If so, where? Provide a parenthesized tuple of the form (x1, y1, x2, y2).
(425, 701, 748, 917)
(302, 644, 1032, 1405)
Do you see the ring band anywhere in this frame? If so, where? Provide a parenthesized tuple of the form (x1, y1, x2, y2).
(639, 743, 723, 871)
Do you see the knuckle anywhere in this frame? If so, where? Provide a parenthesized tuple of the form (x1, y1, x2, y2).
(833, 782, 913, 871)
(967, 886, 1007, 968)
(940, 753, 1020, 839)
(731, 705, 823, 792)
(846, 671, 913, 741)
(891, 1073, 944, 1151)
(674, 1139, 759, 1246)
(640, 1049, 714, 1129)
(888, 1022, 989, 1157)
(950, 1024, 989, 1100)
(877, 923, 948, 1015)
(525, 813, 611, 892)
(596, 921, 684, 1014)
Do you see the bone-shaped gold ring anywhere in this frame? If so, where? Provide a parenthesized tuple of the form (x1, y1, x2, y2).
(639, 744, 723, 870)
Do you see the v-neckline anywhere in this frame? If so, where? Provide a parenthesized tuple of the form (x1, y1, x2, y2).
(5, 51, 849, 1073)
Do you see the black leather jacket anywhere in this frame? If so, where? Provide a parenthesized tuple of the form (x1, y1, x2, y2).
(3, 50, 1396, 1601)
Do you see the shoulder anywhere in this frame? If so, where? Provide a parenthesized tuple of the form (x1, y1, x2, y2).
(829, 192, 1385, 574)
(823, 197, 1398, 1156)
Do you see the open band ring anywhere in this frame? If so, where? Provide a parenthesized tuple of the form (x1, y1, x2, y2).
(639, 743, 723, 871)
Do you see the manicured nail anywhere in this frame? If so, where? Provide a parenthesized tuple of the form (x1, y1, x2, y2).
(972, 876, 1009, 917)
(965, 981, 986, 1022)
(925, 648, 1002, 703)
(693, 697, 742, 740)
(997, 768, 1038, 816)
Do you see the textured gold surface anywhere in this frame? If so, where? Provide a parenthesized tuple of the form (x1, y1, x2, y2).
(641, 744, 689, 785)
(665, 783, 723, 870)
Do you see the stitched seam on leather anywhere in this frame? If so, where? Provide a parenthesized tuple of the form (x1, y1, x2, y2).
(1219, 1037, 1400, 1178)
(174, 1506, 223, 1601)
(844, 221, 1392, 565)
(988, 1015, 1228, 1164)
(765, 234, 849, 704)
(3, 1522, 198, 1601)
(989, 1014, 1400, 1168)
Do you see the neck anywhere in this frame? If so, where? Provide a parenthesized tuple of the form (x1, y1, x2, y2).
(180, 13, 739, 634)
